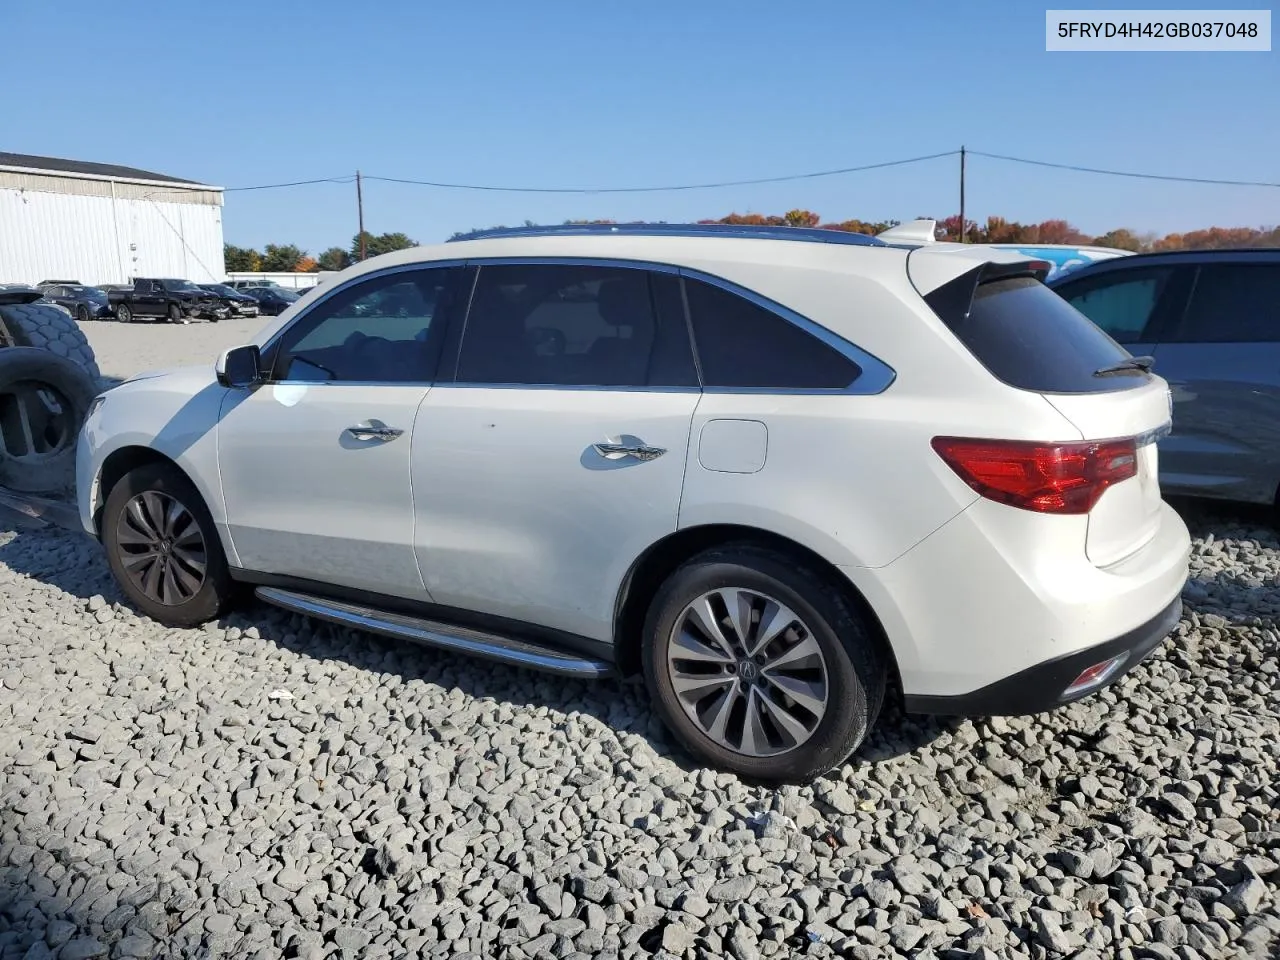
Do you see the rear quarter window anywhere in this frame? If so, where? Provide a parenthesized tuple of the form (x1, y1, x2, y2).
(932, 273, 1147, 394)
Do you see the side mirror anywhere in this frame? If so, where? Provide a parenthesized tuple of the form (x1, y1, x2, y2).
(216, 344, 263, 388)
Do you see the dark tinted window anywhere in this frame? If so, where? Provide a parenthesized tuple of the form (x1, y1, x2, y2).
(455, 264, 696, 387)
(941, 274, 1144, 393)
(1171, 263, 1280, 343)
(683, 277, 860, 388)
(1058, 267, 1174, 343)
(274, 268, 457, 383)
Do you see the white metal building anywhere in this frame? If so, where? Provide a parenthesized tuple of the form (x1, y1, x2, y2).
(0, 152, 224, 285)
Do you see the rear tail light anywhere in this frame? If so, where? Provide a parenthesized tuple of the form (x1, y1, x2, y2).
(931, 436, 1138, 514)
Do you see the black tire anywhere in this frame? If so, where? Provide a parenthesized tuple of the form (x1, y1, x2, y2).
(0, 347, 99, 495)
(641, 544, 886, 785)
(167, 303, 182, 323)
(116, 304, 132, 324)
(0, 301, 101, 382)
(76, 304, 90, 324)
(101, 463, 235, 627)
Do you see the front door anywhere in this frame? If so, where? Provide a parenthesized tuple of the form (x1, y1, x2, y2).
(217, 265, 464, 599)
(413, 261, 702, 642)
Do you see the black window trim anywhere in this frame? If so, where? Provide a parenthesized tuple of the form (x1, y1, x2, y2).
(438, 256, 896, 396)
(257, 259, 468, 386)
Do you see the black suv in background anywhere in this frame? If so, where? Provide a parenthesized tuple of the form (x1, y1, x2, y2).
(199, 284, 261, 318)
(1050, 249, 1280, 506)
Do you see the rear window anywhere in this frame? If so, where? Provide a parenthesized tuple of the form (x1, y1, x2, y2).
(937, 274, 1147, 394)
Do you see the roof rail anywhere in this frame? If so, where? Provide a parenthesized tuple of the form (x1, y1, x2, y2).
(447, 222, 886, 247)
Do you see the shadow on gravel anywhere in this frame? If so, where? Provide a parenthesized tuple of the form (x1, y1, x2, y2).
(0, 523, 957, 777)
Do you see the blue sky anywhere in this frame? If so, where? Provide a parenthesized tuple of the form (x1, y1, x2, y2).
(4, 0, 1275, 252)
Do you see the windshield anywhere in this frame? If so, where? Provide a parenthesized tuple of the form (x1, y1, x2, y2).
(161, 279, 202, 293)
(203, 284, 236, 296)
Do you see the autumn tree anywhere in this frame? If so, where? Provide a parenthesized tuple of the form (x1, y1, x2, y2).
(295, 256, 319, 273)
(223, 244, 261, 272)
(260, 244, 306, 272)
(1093, 229, 1144, 251)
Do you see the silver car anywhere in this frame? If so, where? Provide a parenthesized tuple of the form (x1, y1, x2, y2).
(1050, 249, 1280, 505)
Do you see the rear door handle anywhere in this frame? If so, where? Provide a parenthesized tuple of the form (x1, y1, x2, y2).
(593, 440, 666, 462)
(346, 424, 403, 442)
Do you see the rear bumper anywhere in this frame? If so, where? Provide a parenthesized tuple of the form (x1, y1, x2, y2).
(903, 595, 1182, 716)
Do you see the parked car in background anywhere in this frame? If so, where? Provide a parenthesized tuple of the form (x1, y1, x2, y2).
(37, 283, 113, 322)
(198, 283, 261, 318)
(0, 283, 73, 317)
(1050, 248, 1280, 507)
(241, 285, 299, 316)
(108, 279, 230, 324)
(77, 223, 1189, 783)
(228, 280, 286, 292)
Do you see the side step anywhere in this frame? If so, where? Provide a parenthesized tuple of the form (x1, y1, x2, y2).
(255, 587, 614, 679)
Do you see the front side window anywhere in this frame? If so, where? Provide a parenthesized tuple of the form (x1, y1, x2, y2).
(682, 276, 861, 389)
(1058, 267, 1174, 343)
(273, 267, 459, 383)
(455, 263, 696, 387)
(1170, 263, 1280, 343)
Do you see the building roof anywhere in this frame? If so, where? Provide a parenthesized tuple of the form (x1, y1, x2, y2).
(0, 152, 211, 187)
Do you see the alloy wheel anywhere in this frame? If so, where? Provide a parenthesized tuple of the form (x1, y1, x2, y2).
(115, 490, 208, 606)
(666, 587, 830, 757)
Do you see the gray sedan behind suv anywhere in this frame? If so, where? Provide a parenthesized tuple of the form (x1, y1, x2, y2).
(1049, 249, 1280, 506)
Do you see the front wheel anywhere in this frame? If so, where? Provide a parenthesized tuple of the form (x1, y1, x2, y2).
(642, 545, 886, 785)
(167, 303, 184, 323)
(101, 463, 236, 627)
(77, 305, 90, 324)
(116, 304, 132, 324)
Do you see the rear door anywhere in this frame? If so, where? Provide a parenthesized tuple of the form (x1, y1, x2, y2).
(937, 269, 1172, 567)
(1145, 260, 1280, 503)
(412, 260, 701, 643)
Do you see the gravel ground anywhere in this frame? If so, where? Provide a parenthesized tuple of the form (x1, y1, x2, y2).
(0, 499, 1277, 960)
(79, 316, 266, 385)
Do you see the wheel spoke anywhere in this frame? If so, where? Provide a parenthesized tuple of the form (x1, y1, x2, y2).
(160, 561, 181, 605)
(173, 523, 204, 548)
(125, 498, 160, 541)
(739, 688, 767, 755)
(683, 596, 736, 661)
(140, 492, 167, 536)
(671, 628, 734, 665)
(169, 557, 204, 596)
(120, 550, 159, 570)
(115, 524, 156, 547)
(716, 588, 754, 652)
(762, 671, 827, 717)
(756, 686, 815, 746)
(142, 553, 164, 597)
(162, 499, 187, 538)
(703, 684, 739, 744)
(671, 670, 734, 701)
(762, 634, 823, 673)
(746, 599, 800, 657)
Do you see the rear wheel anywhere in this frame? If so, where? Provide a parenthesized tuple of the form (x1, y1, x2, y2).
(642, 545, 886, 785)
(101, 463, 235, 627)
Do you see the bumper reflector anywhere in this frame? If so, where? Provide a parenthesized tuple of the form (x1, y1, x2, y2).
(1061, 653, 1129, 699)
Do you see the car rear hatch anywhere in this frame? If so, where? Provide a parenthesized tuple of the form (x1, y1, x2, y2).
(914, 253, 1172, 568)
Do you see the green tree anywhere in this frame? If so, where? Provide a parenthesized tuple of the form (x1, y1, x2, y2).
(1093, 229, 1144, 252)
(260, 244, 306, 272)
(350, 231, 418, 260)
(223, 244, 261, 272)
(317, 247, 352, 272)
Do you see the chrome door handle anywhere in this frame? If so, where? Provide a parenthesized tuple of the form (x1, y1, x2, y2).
(593, 441, 666, 462)
(346, 424, 403, 442)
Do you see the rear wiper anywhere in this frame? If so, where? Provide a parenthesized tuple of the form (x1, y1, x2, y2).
(1094, 355, 1154, 377)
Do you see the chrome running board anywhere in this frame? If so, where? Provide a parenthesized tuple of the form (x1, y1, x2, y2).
(254, 586, 613, 679)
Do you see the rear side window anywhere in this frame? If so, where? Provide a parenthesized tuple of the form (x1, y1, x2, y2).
(1170, 263, 1280, 343)
(935, 273, 1145, 394)
(1057, 267, 1174, 343)
(683, 277, 860, 389)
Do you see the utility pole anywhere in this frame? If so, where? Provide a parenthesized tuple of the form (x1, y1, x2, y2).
(958, 146, 966, 243)
(356, 170, 367, 261)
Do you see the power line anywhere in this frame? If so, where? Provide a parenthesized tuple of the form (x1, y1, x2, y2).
(224, 176, 355, 192)
(970, 150, 1280, 189)
(360, 151, 960, 194)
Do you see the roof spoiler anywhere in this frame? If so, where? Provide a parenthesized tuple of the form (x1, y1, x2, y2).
(921, 258, 1053, 329)
(876, 219, 941, 245)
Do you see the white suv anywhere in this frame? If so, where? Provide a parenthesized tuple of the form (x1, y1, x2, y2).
(76, 224, 1191, 784)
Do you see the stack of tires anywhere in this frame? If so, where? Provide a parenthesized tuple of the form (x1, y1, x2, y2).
(0, 292, 102, 497)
